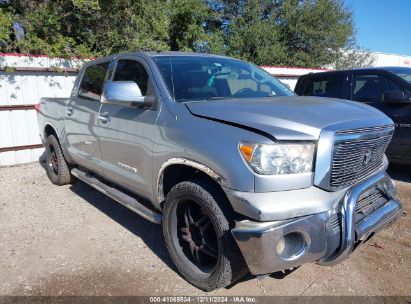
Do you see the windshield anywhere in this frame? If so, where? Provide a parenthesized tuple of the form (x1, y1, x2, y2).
(388, 68, 411, 84)
(153, 55, 294, 102)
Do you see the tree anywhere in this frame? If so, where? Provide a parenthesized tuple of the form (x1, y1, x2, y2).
(224, 0, 288, 65)
(331, 36, 375, 69)
(168, 0, 224, 53)
(0, 7, 14, 52)
(333, 48, 375, 69)
(274, 0, 354, 67)
(216, 0, 360, 67)
(1, 0, 170, 57)
(0, 0, 370, 69)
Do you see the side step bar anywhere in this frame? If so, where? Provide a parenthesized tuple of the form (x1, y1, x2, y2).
(71, 168, 162, 224)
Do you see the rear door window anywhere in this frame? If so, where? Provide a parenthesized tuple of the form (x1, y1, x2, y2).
(78, 62, 109, 101)
(304, 75, 345, 98)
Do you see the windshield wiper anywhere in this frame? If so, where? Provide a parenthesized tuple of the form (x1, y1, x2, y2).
(206, 96, 234, 101)
(180, 96, 234, 103)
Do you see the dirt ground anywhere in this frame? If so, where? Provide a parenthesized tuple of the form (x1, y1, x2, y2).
(0, 161, 410, 296)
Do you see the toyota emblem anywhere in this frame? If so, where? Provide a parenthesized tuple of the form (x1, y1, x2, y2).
(363, 148, 373, 165)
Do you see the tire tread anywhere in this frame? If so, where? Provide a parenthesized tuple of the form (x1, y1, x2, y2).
(163, 178, 248, 291)
(45, 135, 73, 185)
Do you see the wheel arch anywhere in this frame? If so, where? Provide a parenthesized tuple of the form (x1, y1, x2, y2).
(157, 158, 225, 206)
(43, 122, 74, 164)
(44, 122, 59, 140)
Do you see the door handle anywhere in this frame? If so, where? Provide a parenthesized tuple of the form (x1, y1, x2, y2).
(65, 107, 73, 116)
(98, 112, 111, 123)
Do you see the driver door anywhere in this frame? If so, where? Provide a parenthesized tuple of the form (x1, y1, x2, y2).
(97, 57, 159, 199)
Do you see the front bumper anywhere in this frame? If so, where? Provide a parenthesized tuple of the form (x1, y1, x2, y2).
(230, 171, 403, 275)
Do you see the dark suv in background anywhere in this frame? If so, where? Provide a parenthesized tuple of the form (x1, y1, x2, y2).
(295, 67, 411, 165)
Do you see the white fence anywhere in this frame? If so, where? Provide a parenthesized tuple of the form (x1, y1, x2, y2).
(0, 53, 327, 166)
(0, 54, 80, 166)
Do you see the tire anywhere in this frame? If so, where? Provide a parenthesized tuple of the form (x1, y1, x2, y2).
(162, 179, 248, 291)
(45, 135, 73, 185)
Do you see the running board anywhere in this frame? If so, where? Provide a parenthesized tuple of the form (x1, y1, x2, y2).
(71, 168, 162, 224)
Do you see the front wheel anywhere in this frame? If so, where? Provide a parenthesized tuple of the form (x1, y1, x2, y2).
(162, 179, 247, 291)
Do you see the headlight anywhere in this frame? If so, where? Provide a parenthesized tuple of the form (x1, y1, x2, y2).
(239, 142, 315, 175)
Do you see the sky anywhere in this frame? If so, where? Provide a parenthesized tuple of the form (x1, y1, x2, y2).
(344, 0, 411, 56)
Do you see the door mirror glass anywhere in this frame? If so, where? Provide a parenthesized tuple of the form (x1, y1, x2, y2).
(383, 90, 409, 103)
(103, 80, 154, 107)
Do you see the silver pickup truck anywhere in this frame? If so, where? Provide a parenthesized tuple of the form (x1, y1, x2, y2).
(37, 51, 403, 291)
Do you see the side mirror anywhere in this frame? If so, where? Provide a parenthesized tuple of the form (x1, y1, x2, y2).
(103, 80, 155, 107)
(383, 90, 409, 103)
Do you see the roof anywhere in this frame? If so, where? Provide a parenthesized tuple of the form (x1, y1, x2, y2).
(82, 51, 241, 66)
(146, 51, 227, 58)
(299, 66, 411, 77)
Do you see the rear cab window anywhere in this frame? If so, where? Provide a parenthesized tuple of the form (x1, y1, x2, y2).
(78, 62, 110, 101)
(303, 74, 345, 98)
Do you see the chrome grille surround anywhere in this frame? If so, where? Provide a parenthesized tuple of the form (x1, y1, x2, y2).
(329, 125, 394, 190)
(334, 125, 394, 135)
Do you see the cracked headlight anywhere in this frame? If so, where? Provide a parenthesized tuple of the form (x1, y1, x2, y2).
(240, 142, 315, 175)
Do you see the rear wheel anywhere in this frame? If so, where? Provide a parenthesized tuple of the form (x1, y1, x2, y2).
(162, 179, 248, 291)
(45, 135, 73, 185)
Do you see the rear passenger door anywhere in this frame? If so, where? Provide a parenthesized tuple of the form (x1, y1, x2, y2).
(97, 57, 159, 200)
(65, 61, 109, 174)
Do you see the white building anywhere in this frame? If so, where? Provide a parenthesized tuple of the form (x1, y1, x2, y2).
(371, 51, 411, 67)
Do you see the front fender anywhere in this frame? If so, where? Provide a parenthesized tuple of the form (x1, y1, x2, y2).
(152, 104, 272, 205)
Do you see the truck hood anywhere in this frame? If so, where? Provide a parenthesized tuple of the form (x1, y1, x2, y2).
(185, 96, 393, 140)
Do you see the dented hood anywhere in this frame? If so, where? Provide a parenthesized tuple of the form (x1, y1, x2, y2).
(185, 96, 393, 140)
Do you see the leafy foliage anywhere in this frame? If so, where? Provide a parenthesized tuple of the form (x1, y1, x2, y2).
(0, 7, 15, 51)
(332, 38, 375, 69)
(0, 0, 372, 67)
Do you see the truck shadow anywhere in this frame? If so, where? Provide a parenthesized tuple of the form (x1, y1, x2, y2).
(67, 177, 298, 288)
(68, 179, 176, 269)
(38, 152, 177, 275)
(68, 179, 298, 288)
(37, 154, 312, 288)
(226, 268, 297, 289)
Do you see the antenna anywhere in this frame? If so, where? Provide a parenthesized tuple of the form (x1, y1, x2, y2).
(169, 55, 176, 99)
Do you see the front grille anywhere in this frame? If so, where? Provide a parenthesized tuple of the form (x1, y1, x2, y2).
(354, 187, 388, 224)
(330, 127, 393, 189)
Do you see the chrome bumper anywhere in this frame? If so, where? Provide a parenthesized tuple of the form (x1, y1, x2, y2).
(231, 171, 403, 275)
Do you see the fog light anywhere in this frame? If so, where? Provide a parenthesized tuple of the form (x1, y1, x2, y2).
(276, 232, 306, 261)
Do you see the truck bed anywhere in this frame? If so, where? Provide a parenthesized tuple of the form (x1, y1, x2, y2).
(38, 97, 68, 141)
